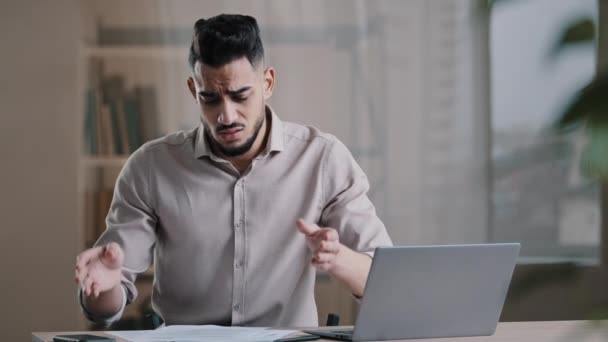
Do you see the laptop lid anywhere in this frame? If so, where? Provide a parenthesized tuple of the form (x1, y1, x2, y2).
(352, 243, 520, 341)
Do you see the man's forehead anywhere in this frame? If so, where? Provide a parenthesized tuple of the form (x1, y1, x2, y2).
(194, 61, 259, 89)
(195, 78, 251, 94)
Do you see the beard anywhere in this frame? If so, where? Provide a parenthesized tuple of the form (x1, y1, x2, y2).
(205, 112, 266, 157)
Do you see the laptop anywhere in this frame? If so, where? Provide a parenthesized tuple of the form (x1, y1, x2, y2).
(304, 243, 520, 341)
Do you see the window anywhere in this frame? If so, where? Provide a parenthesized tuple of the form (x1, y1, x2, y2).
(490, 0, 599, 259)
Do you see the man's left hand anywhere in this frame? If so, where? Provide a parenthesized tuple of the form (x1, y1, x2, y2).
(296, 219, 341, 272)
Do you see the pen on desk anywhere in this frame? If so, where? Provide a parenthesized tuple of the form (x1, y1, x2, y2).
(273, 334, 320, 342)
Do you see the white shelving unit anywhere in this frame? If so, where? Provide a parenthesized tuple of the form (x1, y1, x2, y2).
(75, 10, 181, 328)
(76, 44, 182, 252)
(80, 156, 129, 168)
(84, 45, 186, 60)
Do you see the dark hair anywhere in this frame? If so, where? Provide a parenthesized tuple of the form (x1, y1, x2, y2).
(188, 14, 264, 70)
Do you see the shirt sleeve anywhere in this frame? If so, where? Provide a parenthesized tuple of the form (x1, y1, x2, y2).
(78, 285, 128, 326)
(79, 147, 158, 322)
(319, 137, 393, 254)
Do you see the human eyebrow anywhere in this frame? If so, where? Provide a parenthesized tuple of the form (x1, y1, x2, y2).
(226, 86, 251, 96)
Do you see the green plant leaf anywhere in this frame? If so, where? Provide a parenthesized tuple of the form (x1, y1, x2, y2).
(581, 114, 608, 181)
(587, 307, 608, 321)
(554, 73, 608, 132)
(550, 17, 596, 58)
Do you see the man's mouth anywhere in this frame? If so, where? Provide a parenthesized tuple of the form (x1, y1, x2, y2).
(218, 127, 244, 142)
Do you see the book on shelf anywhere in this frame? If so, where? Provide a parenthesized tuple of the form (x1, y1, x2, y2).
(83, 89, 97, 155)
(114, 101, 130, 155)
(83, 59, 158, 158)
(135, 86, 160, 147)
(100, 103, 115, 156)
(123, 92, 144, 154)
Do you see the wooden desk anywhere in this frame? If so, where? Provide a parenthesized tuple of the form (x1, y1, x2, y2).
(32, 320, 608, 342)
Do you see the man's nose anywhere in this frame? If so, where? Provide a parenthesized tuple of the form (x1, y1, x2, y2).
(218, 100, 238, 125)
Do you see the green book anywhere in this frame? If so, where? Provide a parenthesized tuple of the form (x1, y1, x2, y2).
(83, 88, 97, 154)
(123, 95, 143, 153)
(108, 101, 124, 155)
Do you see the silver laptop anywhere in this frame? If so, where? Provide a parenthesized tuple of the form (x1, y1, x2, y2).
(304, 243, 520, 341)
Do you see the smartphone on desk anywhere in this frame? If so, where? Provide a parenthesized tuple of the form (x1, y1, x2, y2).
(53, 334, 115, 342)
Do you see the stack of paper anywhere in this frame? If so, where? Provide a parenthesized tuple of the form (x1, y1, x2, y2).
(109, 325, 297, 342)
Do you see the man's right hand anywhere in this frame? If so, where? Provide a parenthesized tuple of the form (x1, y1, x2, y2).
(75, 242, 124, 298)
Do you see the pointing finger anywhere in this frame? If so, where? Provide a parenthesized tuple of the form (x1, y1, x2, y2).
(296, 219, 321, 237)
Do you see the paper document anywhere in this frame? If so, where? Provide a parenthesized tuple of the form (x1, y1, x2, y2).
(109, 325, 297, 342)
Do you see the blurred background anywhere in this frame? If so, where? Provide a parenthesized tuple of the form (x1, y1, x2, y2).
(1, 0, 607, 340)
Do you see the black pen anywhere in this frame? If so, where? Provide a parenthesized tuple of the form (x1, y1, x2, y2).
(273, 334, 320, 342)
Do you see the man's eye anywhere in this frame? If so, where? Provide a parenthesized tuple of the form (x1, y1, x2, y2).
(201, 95, 219, 104)
(233, 96, 248, 103)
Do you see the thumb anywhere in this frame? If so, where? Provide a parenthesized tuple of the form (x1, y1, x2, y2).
(296, 219, 320, 237)
(101, 242, 124, 269)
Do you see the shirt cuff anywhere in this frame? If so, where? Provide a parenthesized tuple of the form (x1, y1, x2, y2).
(79, 285, 128, 326)
(362, 250, 375, 258)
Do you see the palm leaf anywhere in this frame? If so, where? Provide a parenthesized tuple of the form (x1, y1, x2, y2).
(581, 114, 608, 180)
(554, 73, 608, 131)
(549, 17, 596, 58)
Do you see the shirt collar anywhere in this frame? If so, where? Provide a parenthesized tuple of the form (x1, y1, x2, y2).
(194, 105, 284, 159)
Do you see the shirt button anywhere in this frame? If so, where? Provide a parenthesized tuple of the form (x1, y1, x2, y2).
(234, 304, 240, 311)
(236, 220, 242, 228)
(235, 261, 242, 268)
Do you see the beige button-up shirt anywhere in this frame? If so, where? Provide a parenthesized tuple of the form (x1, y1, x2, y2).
(83, 108, 392, 327)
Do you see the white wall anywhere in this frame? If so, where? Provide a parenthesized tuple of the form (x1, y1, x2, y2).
(0, 0, 82, 339)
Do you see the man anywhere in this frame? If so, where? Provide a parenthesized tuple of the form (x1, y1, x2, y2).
(74, 14, 392, 327)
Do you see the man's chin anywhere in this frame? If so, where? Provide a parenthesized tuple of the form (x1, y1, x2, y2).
(217, 141, 253, 157)
(220, 142, 243, 152)
(218, 138, 241, 147)
(218, 135, 246, 147)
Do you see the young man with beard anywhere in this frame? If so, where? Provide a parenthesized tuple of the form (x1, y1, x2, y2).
(74, 14, 392, 327)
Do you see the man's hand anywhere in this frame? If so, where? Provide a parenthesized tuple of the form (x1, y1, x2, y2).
(296, 219, 341, 272)
(75, 242, 124, 298)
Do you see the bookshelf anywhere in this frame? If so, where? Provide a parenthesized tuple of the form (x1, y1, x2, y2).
(81, 156, 129, 168)
(76, 22, 185, 252)
(76, 8, 187, 329)
(77, 53, 163, 326)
